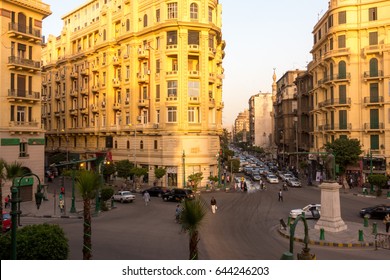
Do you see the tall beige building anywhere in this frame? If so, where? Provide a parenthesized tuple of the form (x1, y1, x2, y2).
(233, 109, 249, 143)
(0, 0, 51, 200)
(309, 0, 390, 176)
(248, 92, 273, 149)
(41, 0, 224, 187)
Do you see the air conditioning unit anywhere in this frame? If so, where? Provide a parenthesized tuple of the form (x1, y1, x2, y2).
(147, 70, 151, 75)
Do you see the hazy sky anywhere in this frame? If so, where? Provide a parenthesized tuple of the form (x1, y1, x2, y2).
(42, 0, 328, 128)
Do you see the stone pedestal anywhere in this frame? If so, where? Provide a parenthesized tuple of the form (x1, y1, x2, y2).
(315, 181, 347, 232)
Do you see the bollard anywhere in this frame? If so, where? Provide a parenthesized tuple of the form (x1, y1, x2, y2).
(372, 222, 377, 234)
(363, 216, 369, 227)
(287, 216, 291, 226)
(358, 229, 364, 242)
(320, 228, 325, 240)
(280, 252, 294, 260)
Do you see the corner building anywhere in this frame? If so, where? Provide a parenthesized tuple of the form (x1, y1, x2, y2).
(41, 0, 224, 187)
(0, 0, 51, 200)
(309, 0, 390, 176)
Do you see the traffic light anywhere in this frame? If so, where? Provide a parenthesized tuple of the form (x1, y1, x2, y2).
(60, 187, 65, 194)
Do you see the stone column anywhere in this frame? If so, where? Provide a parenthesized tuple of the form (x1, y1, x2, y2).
(315, 181, 347, 232)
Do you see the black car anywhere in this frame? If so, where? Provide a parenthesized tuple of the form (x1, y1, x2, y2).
(360, 204, 390, 219)
(142, 186, 168, 197)
(161, 188, 195, 202)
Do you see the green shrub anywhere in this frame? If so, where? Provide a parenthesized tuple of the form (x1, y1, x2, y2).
(100, 187, 114, 201)
(0, 224, 69, 260)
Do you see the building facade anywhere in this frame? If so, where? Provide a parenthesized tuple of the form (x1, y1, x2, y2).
(308, 0, 390, 177)
(41, 0, 224, 187)
(248, 92, 273, 149)
(0, 0, 51, 200)
(233, 109, 249, 144)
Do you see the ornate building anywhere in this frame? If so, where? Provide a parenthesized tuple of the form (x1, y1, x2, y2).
(308, 0, 390, 176)
(41, 0, 224, 187)
(0, 0, 51, 200)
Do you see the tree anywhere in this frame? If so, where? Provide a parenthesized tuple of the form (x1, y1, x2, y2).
(115, 160, 134, 179)
(154, 167, 166, 187)
(75, 170, 102, 260)
(102, 162, 116, 182)
(131, 167, 148, 189)
(367, 174, 387, 196)
(187, 172, 203, 191)
(0, 224, 69, 260)
(227, 158, 240, 173)
(324, 137, 362, 178)
(179, 198, 207, 260)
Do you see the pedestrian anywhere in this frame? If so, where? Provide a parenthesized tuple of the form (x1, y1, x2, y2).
(175, 204, 181, 223)
(278, 189, 283, 202)
(143, 191, 150, 206)
(59, 199, 64, 213)
(384, 213, 390, 233)
(210, 196, 217, 214)
(4, 195, 10, 208)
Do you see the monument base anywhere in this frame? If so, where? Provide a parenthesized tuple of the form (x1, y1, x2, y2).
(315, 181, 348, 233)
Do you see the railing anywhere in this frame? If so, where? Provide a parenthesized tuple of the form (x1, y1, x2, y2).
(9, 121, 39, 128)
(318, 98, 351, 107)
(364, 123, 384, 130)
(323, 123, 352, 131)
(8, 89, 40, 99)
(363, 71, 384, 78)
(363, 96, 384, 104)
(318, 73, 351, 84)
(8, 56, 40, 69)
(8, 23, 41, 38)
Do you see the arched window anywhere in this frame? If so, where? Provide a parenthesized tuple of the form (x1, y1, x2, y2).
(190, 3, 198, 19)
(18, 12, 26, 33)
(143, 14, 148, 27)
(338, 61, 346, 79)
(369, 58, 378, 77)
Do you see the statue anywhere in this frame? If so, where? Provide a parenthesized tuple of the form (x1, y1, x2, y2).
(325, 153, 335, 182)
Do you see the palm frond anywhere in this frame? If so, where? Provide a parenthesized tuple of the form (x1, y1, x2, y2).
(180, 197, 207, 234)
(76, 170, 102, 200)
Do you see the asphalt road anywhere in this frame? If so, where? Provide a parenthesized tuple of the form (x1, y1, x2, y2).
(21, 182, 390, 260)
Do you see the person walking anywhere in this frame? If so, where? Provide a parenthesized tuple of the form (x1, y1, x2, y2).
(175, 204, 182, 223)
(384, 213, 390, 233)
(210, 196, 217, 214)
(278, 189, 283, 202)
(143, 191, 150, 206)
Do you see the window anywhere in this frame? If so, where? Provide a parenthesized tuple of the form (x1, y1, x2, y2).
(188, 81, 199, 97)
(338, 61, 346, 79)
(328, 14, 333, 28)
(126, 19, 130, 31)
(140, 140, 144, 150)
(190, 3, 198, 19)
(370, 109, 379, 129)
(369, 32, 378, 45)
(370, 83, 379, 102)
(188, 30, 199, 45)
(156, 37, 160, 49)
(370, 135, 379, 150)
(167, 31, 177, 45)
(329, 37, 333, 50)
(126, 66, 130, 79)
(156, 59, 160, 73)
(19, 142, 28, 157)
(338, 35, 346, 48)
(208, 6, 213, 22)
(143, 14, 148, 27)
(168, 2, 178, 19)
(154, 140, 158, 150)
(127, 140, 130, 149)
(339, 110, 347, 129)
(103, 29, 107, 41)
(338, 11, 346, 24)
(339, 85, 346, 104)
(188, 107, 200, 123)
(156, 9, 160, 22)
(209, 34, 215, 49)
(167, 107, 177, 122)
(156, 84, 160, 101)
(369, 7, 377, 21)
(369, 58, 378, 77)
(17, 106, 25, 122)
(167, 80, 177, 96)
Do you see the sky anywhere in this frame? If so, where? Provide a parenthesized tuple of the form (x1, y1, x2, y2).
(42, 0, 329, 129)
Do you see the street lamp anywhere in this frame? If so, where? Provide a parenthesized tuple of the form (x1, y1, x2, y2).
(69, 165, 77, 213)
(96, 160, 109, 215)
(182, 150, 186, 188)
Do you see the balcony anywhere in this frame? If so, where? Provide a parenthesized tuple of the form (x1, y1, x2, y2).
(323, 48, 350, 60)
(138, 99, 149, 108)
(323, 123, 352, 132)
(363, 70, 384, 81)
(189, 96, 200, 104)
(363, 96, 384, 107)
(70, 90, 78, 97)
(80, 108, 88, 114)
(54, 91, 61, 100)
(166, 95, 178, 102)
(188, 70, 199, 78)
(209, 73, 216, 83)
(138, 49, 148, 60)
(80, 68, 89, 76)
(70, 109, 78, 116)
(209, 98, 215, 108)
(91, 104, 99, 113)
(9, 121, 39, 129)
(91, 64, 99, 72)
(7, 89, 40, 103)
(363, 44, 390, 56)
(80, 87, 88, 96)
(112, 79, 121, 88)
(137, 73, 149, 83)
(208, 47, 216, 59)
(318, 73, 351, 85)
(112, 103, 121, 110)
(188, 44, 199, 53)
(55, 75, 61, 83)
(318, 98, 351, 109)
(70, 71, 78, 79)
(8, 23, 41, 43)
(166, 44, 178, 55)
(92, 84, 100, 93)
(112, 56, 121, 66)
(364, 123, 384, 132)
(7, 56, 40, 72)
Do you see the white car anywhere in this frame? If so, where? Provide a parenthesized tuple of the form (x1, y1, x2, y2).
(266, 174, 279, 184)
(112, 191, 136, 203)
(289, 204, 321, 219)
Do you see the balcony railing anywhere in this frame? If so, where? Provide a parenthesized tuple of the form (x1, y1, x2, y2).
(363, 96, 384, 106)
(323, 123, 352, 131)
(363, 70, 384, 80)
(9, 121, 39, 128)
(364, 123, 384, 131)
(8, 56, 40, 70)
(8, 23, 41, 40)
(318, 98, 351, 108)
(8, 89, 40, 100)
(318, 73, 351, 85)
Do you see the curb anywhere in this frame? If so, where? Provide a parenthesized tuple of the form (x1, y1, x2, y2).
(277, 228, 374, 248)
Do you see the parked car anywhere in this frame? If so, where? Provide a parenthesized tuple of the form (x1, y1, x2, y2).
(266, 174, 279, 184)
(142, 186, 168, 197)
(112, 191, 136, 203)
(286, 178, 302, 188)
(289, 204, 321, 219)
(359, 204, 390, 219)
(2, 211, 11, 232)
(251, 172, 262, 181)
(161, 188, 195, 202)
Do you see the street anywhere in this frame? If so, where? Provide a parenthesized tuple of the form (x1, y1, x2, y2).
(19, 181, 390, 260)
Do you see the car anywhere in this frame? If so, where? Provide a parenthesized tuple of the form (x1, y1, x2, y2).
(2, 211, 11, 232)
(112, 191, 136, 203)
(161, 188, 195, 202)
(359, 204, 390, 219)
(280, 173, 295, 181)
(286, 178, 302, 188)
(142, 186, 168, 197)
(289, 204, 321, 219)
(266, 174, 279, 184)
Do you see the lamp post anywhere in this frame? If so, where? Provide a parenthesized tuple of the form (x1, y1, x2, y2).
(369, 150, 373, 193)
(182, 150, 186, 188)
(218, 149, 222, 186)
(69, 165, 76, 213)
(96, 160, 108, 215)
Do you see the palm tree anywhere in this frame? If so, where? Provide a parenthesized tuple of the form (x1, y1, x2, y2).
(179, 197, 207, 260)
(75, 170, 102, 260)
